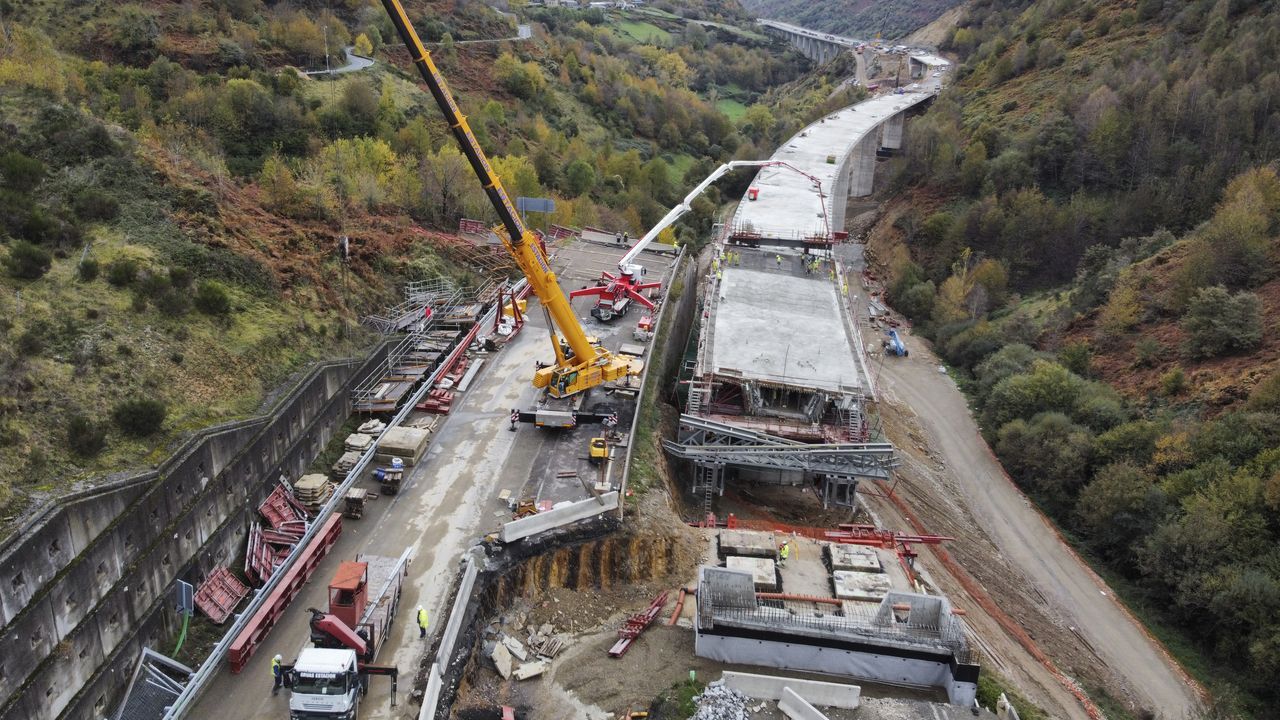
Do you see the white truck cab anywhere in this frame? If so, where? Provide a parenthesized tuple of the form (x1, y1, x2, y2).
(289, 648, 362, 720)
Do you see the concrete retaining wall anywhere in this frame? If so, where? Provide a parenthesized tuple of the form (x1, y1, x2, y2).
(721, 671, 861, 709)
(0, 342, 391, 720)
(498, 493, 620, 543)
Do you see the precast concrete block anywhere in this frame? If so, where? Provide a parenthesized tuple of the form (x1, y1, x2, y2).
(779, 686, 830, 720)
(720, 671, 861, 709)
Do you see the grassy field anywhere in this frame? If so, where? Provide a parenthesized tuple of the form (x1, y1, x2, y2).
(615, 20, 672, 45)
(714, 98, 749, 123)
(665, 152, 696, 181)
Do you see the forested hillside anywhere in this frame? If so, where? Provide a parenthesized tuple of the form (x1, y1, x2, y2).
(0, 0, 806, 520)
(739, 0, 962, 40)
(874, 0, 1280, 714)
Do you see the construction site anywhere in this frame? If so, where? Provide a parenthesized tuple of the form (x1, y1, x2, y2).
(0, 6, 1205, 720)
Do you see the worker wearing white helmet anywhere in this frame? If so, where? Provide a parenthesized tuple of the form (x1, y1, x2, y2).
(271, 654, 283, 695)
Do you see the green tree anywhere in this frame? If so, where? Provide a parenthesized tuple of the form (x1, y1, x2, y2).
(1182, 286, 1263, 358)
(974, 343, 1042, 397)
(1094, 420, 1163, 466)
(983, 360, 1084, 429)
(1076, 462, 1165, 561)
(563, 159, 596, 197)
(995, 412, 1095, 508)
(354, 33, 374, 57)
(108, 5, 161, 63)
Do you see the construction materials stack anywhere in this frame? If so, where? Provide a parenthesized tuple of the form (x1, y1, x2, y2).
(376, 426, 430, 466)
(332, 450, 361, 479)
(293, 473, 335, 512)
(415, 387, 455, 414)
(245, 483, 311, 584)
(344, 432, 374, 453)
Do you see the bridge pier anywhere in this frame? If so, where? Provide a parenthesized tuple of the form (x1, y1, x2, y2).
(880, 113, 904, 150)
(848, 134, 877, 197)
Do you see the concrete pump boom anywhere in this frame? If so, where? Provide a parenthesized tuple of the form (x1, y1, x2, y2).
(379, 0, 629, 396)
(617, 160, 826, 277)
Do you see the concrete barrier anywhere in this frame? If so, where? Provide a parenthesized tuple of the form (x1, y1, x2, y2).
(779, 687, 830, 720)
(499, 492, 619, 543)
(417, 664, 442, 720)
(720, 671, 861, 709)
(435, 548, 482, 670)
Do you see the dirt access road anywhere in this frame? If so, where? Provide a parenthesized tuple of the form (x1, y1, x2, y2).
(870, 340, 1202, 719)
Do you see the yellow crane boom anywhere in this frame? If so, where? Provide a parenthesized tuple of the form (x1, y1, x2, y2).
(378, 0, 630, 397)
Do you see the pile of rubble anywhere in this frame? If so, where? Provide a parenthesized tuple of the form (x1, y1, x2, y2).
(692, 682, 750, 720)
(485, 617, 571, 683)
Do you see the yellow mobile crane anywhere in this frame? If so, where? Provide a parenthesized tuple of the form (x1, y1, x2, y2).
(379, 0, 632, 408)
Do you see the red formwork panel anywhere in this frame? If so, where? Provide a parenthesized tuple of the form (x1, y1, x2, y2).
(228, 513, 343, 673)
(194, 567, 250, 625)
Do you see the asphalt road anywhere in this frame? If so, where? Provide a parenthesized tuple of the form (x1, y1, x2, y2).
(872, 344, 1202, 719)
(191, 327, 548, 720)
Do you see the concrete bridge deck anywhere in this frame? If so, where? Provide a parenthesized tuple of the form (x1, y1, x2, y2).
(730, 87, 939, 242)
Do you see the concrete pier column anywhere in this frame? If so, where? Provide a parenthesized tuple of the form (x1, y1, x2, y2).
(849, 136, 876, 197)
(880, 112, 904, 150)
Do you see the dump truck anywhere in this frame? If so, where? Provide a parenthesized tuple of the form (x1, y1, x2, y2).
(288, 549, 410, 718)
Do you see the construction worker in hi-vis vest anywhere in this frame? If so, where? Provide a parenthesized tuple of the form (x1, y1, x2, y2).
(418, 606, 429, 638)
(271, 654, 283, 695)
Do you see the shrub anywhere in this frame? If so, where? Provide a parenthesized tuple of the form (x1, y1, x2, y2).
(1182, 286, 1262, 358)
(1247, 371, 1280, 413)
(107, 257, 139, 286)
(4, 240, 52, 279)
(138, 271, 171, 298)
(1058, 341, 1092, 377)
(1160, 368, 1186, 396)
(0, 151, 45, 192)
(112, 398, 166, 436)
(67, 414, 107, 457)
(1132, 337, 1162, 368)
(130, 292, 148, 313)
(17, 325, 45, 356)
(156, 289, 192, 316)
(194, 280, 232, 315)
(71, 188, 120, 221)
(79, 258, 100, 281)
(168, 266, 192, 289)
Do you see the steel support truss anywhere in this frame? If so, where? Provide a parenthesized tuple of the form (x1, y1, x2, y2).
(663, 414, 897, 479)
